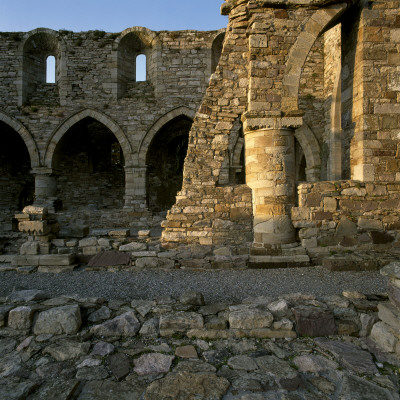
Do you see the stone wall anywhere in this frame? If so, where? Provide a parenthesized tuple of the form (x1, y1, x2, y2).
(0, 27, 226, 222)
(4, 0, 400, 265)
(292, 181, 400, 266)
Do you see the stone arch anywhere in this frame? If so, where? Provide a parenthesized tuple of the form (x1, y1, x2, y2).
(112, 27, 158, 98)
(17, 28, 67, 106)
(282, 4, 348, 113)
(294, 123, 321, 182)
(113, 26, 157, 50)
(137, 106, 196, 165)
(44, 109, 133, 168)
(0, 110, 40, 168)
(211, 30, 226, 74)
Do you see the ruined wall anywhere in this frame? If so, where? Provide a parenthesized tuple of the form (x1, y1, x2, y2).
(0, 27, 225, 233)
(292, 181, 400, 267)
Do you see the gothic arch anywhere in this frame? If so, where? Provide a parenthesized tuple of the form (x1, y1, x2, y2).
(137, 106, 196, 165)
(282, 4, 348, 113)
(0, 110, 40, 167)
(44, 109, 133, 168)
(294, 123, 321, 182)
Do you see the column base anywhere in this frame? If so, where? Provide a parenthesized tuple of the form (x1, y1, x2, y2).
(249, 243, 310, 268)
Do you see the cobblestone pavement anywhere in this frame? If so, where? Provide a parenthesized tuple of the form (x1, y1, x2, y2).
(0, 287, 399, 400)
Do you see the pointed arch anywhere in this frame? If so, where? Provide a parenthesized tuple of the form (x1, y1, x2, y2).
(282, 4, 348, 113)
(136, 106, 196, 165)
(0, 110, 40, 167)
(44, 109, 133, 168)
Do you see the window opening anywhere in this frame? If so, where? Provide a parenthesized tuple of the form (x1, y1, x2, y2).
(136, 54, 146, 82)
(46, 55, 56, 83)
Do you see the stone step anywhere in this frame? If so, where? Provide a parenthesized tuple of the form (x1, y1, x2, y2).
(249, 254, 310, 269)
(323, 256, 379, 272)
(12, 254, 76, 267)
(38, 265, 78, 273)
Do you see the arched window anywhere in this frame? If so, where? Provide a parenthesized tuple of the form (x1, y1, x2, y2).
(46, 55, 56, 84)
(136, 54, 146, 82)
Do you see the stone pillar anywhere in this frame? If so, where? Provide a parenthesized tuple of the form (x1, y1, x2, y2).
(32, 168, 57, 203)
(244, 127, 296, 246)
(124, 166, 148, 211)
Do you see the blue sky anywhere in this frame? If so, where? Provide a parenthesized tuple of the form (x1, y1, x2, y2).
(0, 0, 228, 32)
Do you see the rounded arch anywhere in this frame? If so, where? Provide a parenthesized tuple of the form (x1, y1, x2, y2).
(113, 26, 157, 50)
(18, 28, 67, 106)
(282, 4, 348, 113)
(294, 123, 321, 182)
(0, 110, 40, 168)
(44, 109, 133, 168)
(137, 106, 196, 165)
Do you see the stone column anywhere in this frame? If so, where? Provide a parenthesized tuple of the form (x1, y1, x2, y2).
(244, 126, 296, 247)
(32, 168, 57, 203)
(124, 166, 148, 211)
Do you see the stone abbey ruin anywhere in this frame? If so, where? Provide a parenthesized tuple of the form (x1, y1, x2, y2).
(2, 0, 400, 269)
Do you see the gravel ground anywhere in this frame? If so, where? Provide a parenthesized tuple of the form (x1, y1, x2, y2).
(0, 267, 388, 303)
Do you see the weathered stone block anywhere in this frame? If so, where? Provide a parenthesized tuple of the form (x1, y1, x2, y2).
(293, 306, 336, 336)
(19, 241, 40, 255)
(91, 312, 140, 337)
(8, 306, 34, 330)
(370, 322, 397, 353)
(229, 305, 274, 330)
(159, 312, 204, 336)
(33, 304, 82, 335)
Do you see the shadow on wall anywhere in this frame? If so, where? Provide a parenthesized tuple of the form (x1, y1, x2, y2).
(52, 117, 125, 211)
(146, 115, 192, 212)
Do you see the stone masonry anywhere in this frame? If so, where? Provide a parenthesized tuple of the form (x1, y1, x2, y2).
(0, 287, 399, 399)
(2, 0, 400, 268)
